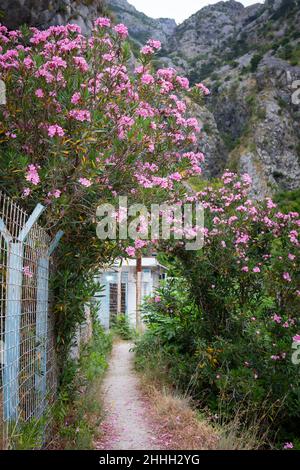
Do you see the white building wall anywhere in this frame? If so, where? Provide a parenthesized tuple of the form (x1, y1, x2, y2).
(94, 260, 167, 329)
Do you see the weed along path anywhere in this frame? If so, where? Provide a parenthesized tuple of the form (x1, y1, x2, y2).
(95, 341, 161, 450)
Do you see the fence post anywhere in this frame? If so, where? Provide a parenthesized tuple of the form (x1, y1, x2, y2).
(35, 230, 63, 418)
(4, 242, 23, 421)
(35, 256, 49, 418)
(0, 204, 45, 422)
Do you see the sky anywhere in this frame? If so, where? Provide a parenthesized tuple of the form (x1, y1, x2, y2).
(128, 0, 264, 24)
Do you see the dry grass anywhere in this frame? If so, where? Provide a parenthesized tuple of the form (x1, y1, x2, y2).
(139, 374, 273, 450)
(214, 396, 276, 450)
(216, 421, 262, 450)
(139, 377, 219, 450)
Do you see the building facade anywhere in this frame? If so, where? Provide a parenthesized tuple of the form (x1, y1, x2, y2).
(94, 257, 167, 329)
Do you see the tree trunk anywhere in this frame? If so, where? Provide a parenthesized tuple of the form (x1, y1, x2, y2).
(136, 255, 142, 331)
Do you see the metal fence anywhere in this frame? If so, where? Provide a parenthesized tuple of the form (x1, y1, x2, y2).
(0, 192, 62, 449)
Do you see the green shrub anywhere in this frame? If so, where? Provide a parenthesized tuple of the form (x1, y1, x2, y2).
(136, 174, 300, 448)
(111, 314, 136, 340)
(250, 53, 263, 72)
(275, 188, 300, 214)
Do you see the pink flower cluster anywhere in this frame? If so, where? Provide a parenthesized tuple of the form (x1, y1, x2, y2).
(114, 24, 128, 39)
(195, 82, 210, 95)
(48, 124, 65, 138)
(140, 38, 161, 55)
(69, 109, 91, 122)
(25, 164, 40, 186)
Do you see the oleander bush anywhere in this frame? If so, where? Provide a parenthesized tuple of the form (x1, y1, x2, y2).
(136, 172, 300, 448)
(0, 18, 206, 358)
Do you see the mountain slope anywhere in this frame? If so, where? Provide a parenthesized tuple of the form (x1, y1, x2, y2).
(164, 0, 300, 195)
(107, 0, 176, 46)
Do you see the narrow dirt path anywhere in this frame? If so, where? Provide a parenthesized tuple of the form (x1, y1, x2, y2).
(95, 341, 160, 450)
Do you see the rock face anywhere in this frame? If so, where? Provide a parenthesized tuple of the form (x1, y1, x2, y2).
(162, 0, 300, 196)
(0, 0, 300, 196)
(228, 57, 300, 197)
(107, 0, 176, 46)
(168, 1, 246, 63)
(0, 0, 107, 34)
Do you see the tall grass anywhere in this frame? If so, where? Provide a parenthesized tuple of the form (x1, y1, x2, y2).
(48, 323, 112, 450)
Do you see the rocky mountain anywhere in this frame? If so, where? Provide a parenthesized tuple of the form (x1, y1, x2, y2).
(107, 0, 176, 46)
(164, 0, 300, 196)
(0, 0, 300, 196)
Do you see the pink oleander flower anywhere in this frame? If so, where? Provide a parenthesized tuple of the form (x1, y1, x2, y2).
(5, 131, 16, 139)
(141, 73, 154, 85)
(253, 266, 261, 273)
(114, 23, 128, 39)
(71, 92, 81, 105)
(293, 334, 300, 343)
(35, 88, 44, 98)
(241, 173, 252, 185)
(47, 124, 65, 138)
(283, 442, 293, 450)
(73, 56, 89, 72)
(195, 82, 210, 95)
(25, 164, 40, 186)
(48, 189, 61, 199)
(283, 272, 292, 282)
(148, 143, 155, 152)
(103, 53, 114, 62)
(23, 57, 34, 69)
(134, 239, 148, 249)
(69, 109, 91, 122)
(271, 355, 281, 361)
(135, 65, 144, 74)
(78, 177, 92, 187)
(266, 198, 277, 209)
(50, 56, 67, 69)
(288, 253, 296, 261)
(22, 187, 31, 197)
(147, 39, 161, 50)
(154, 296, 161, 303)
(140, 45, 154, 55)
(23, 265, 33, 278)
(273, 314, 282, 324)
(169, 172, 182, 181)
(125, 246, 136, 257)
(176, 76, 189, 89)
(241, 266, 249, 272)
(94, 17, 111, 28)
